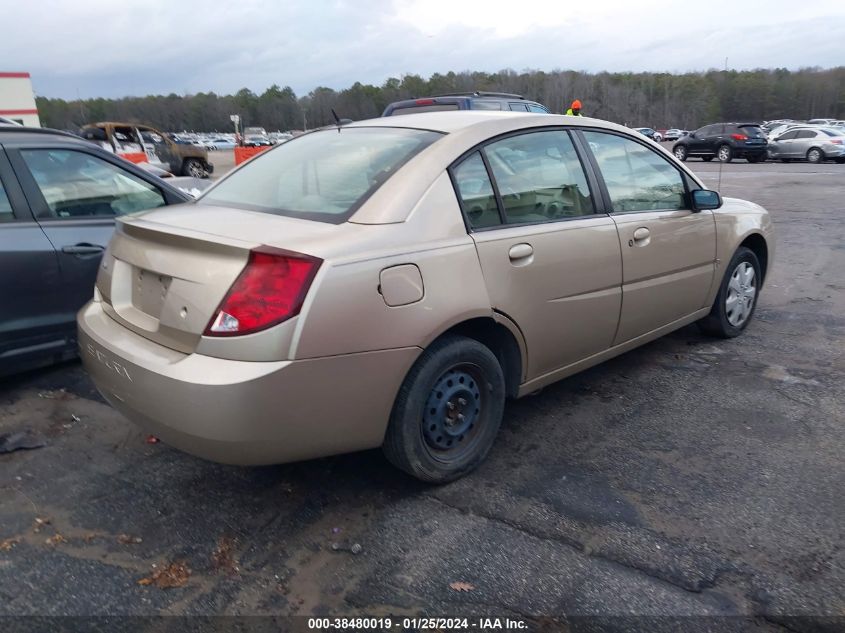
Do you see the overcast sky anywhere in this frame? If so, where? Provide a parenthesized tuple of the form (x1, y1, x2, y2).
(4, 0, 844, 100)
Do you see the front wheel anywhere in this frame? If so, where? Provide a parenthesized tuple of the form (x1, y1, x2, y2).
(717, 144, 733, 162)
(383, 335, 505, 483)
(698, 247, 761, 338)
(673, 145, 688, 161)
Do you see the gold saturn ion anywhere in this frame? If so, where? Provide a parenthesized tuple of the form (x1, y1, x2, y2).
(79, 112, 774, 482)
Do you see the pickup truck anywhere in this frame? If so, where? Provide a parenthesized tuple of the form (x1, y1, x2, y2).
(79, 122, 214, 178)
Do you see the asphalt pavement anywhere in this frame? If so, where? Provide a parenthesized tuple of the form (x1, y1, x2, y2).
(0, 158, 843, 631)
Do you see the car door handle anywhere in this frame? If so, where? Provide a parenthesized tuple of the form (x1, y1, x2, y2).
(508, 243, 534, 264)
(629, 227, 651, 247)
(62, 243, 105, 256)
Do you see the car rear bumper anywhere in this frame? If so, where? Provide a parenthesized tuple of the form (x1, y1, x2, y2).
(78, 300, 419, 465)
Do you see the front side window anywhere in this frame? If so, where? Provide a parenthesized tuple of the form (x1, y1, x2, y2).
(20, 149, 166, 218)
(528, 104, 549, 113)
(484, 130, 595, 224)
(584, 131, 687, 213)
(201, 127, 442, 223)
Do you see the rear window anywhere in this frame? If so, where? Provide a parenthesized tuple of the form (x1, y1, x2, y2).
(737, 125, 764, 138)
(822, 128, 844, 136)
(200, 127, 443, 223)
(388, 104, 460, 115)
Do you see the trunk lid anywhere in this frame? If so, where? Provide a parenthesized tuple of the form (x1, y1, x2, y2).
(96, 204, 341, 353)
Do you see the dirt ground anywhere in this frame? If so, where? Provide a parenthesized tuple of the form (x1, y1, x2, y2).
(0, 157, 843, 631)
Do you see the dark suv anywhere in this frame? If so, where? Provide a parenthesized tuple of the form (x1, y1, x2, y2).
(382, 92, 550, 116)
(672, 123, 768, 163)
(672, 123, 767, 163)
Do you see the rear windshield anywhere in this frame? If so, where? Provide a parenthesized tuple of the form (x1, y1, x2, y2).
(737, 125, 765, 137)
(822, 128, 844, 136)
(200, 127, 443, 223)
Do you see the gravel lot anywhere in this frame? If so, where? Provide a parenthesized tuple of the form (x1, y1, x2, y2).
(0, 156, 843, 630)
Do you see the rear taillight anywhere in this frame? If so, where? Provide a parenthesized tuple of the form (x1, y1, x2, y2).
(830, 139, 843, 145)
(731, 133, 748, 141)
(415, 99, 435, 105)
(204, 247, 321, 337)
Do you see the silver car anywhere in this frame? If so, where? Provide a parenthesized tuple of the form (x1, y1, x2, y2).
(767, 127, 845, 163)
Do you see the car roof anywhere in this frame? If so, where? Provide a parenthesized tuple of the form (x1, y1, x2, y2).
(0, 126, 87, 145)
(345, 110, 631, 135)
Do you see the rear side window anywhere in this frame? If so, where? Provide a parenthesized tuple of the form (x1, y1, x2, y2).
(388, 104, 460, 114)
(0, 178, 13, 222)
(584, 131, 687, 213)
(473, 101, 503, 110)
(796, 130, 816, 139)
(508, 103, 530, 112)
(20, 149, 166, 218)
(483, 130, 594, 224)
(453, 152, 499, 229)
(201, 127, 442, 223)
(528, 104, 550, 113)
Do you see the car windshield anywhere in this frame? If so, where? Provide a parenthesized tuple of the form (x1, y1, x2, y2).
(201, 127, 442, 223)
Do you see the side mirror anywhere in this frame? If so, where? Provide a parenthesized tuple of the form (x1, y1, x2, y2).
(691, 189, 722, 211)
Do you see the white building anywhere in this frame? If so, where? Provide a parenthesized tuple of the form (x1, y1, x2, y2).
(0, 72, 41, 127)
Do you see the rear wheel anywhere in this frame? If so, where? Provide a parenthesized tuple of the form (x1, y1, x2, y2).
(383, 335, 505, 483)
(717, 144, 733, 162)
(747, 154, 764, 163)
(182, 158, 208, 178)
(698, 247, 761, 338)
(806, 147, 824, 164)
(673, 145, 688, 161)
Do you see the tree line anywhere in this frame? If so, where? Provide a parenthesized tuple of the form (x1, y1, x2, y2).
(36, 67, 845, 133)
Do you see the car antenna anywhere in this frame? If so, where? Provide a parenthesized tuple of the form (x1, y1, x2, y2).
(331, 109, 342, 131)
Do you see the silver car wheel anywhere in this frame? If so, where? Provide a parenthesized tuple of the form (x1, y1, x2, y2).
(718, 145, 731, 161)
(725, 262, 757, 327)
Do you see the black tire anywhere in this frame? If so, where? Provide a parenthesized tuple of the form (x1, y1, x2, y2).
(835, 157, 845, 164)
(182, 158, 208, 178)
(382, 335, 505, 483)
(698, 246, 761, 338)
(701, 156, 714, 162)
(806, 147, 824, 164)
(717, 144, 733, 162)
(747, 154, 765, 163)
(673, 145, 688, 161)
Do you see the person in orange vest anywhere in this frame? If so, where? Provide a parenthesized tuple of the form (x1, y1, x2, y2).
(566, 99, 583, 116)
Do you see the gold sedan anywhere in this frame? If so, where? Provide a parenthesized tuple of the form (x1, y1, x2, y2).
(78, 112, 774, 482)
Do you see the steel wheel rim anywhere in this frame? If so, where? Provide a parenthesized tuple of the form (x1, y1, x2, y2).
(422, 363, 485, 461)
(726, 262, 757, 327)
(187, 161, 202, 177)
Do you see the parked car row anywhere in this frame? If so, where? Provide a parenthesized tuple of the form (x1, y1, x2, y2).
(670, 121, 845, 164)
